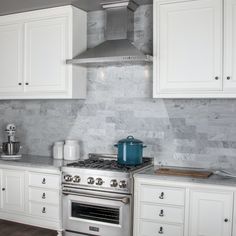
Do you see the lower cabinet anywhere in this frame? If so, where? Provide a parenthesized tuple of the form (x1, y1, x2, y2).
(1, 169, 25, 213)
(134, 178, 235, 236)
(27, 171, 61, 227)
(189, 190, 233, 236)
(0, 167, 62, 235)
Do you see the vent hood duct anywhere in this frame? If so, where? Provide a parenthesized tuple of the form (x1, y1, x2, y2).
(67, 0, 153, 66)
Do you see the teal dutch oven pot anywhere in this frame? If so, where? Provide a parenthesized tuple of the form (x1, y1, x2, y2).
(114, 136, 147, 165)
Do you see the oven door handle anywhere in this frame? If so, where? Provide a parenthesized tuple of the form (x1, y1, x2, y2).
(62, 191, 130, 204)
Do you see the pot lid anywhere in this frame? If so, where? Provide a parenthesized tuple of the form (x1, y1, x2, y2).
(118, 136, 143, 144)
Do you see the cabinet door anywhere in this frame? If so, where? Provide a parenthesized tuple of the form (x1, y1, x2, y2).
(155, 0, 222, 95)
(24, 17, 68, 93)
(0, 23, 23, 93)
(189, 190, 233, 236)
(2, 169, 25, 213)
(224, 0, 236, 91)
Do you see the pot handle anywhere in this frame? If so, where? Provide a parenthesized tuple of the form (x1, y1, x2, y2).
(143, 145, 147, 148)
(114, 144, 118, 148)
(127, 136, 134, 139)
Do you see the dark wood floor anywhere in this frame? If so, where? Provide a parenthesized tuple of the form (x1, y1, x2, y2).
(0, 220, 57, 236)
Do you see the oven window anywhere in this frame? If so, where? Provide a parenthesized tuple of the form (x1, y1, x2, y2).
(71, 202, 120, 224)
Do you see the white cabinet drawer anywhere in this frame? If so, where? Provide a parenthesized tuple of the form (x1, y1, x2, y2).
(140, 185, 185, 206)
(29, 187, 59, 205)
(29, 172, 60, 189)
(139, 220, 183, 236)
(29, 202, 59, 220)
(140, 203, 184, 224)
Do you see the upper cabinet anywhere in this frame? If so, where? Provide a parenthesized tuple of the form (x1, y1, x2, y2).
(153, 0, 236, 98)
(0, 6, 87, 99)
(224, 0, 236, 91)
(0, 24, 24, 94)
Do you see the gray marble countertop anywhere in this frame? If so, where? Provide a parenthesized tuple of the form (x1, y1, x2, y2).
(0, 154, 65, 171)
(135, 166, 236, 188)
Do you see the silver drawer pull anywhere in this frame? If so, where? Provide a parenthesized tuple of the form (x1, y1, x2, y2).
(159, 192, 164, 199)
(42, 207, 46, 213)
(158, 227, 164, 234)
(42, 193, 46, 199)
(42, 178, 46, 184)
(159, 209, 164, 217)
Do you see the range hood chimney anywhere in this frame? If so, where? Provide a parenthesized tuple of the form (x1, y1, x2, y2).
(67, 0, 153, 66)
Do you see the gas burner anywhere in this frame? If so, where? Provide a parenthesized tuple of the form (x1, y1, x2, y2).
(66, 156, 152, 172)
(62, 154, 153, 195)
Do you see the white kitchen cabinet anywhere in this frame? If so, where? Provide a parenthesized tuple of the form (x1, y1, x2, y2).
(0, 23, 23, 93)
(0, 166, 62, 235)
(0, 6, 87, 99)
(24, 17, 68, 93)
(134, 182, 185, 236)
(153, 0, 236, 98)
(224, 0, 236, 91)
(189, 190, 233, 236)
(27, 171, 61, 233)
(1, 169, 25, 213)
(134, 177, 236, 236)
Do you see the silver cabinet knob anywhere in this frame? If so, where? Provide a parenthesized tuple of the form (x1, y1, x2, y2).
(95, 178, 104, 186)
(42, 178, 46, 184)
(110, 179, 118, 187)
(73, 176, 81, 183)
(119, 180, 127, 188)
(87, 177, 95, 184)
(159, 209, 164, 217)
(158, 227, 164, 234)
(159, 192, 164, 199)
(64, 175, 72, 182)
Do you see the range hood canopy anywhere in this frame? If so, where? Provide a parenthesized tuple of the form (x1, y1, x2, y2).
(67, 0, 153, 66)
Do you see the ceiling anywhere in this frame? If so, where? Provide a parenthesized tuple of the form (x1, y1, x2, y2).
(0, 0, 153, 15)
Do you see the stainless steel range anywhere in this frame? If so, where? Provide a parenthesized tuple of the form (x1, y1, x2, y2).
(62, 153, 153, 236)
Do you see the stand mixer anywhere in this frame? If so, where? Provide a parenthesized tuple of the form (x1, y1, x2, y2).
(0, 124, 22, 160)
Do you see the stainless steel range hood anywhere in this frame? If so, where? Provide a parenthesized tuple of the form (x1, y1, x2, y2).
(67, 0, 153, 66)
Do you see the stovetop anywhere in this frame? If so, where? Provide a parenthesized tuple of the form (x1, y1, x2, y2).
(66, 154, 153, 173)
(62, 154, 153, 194)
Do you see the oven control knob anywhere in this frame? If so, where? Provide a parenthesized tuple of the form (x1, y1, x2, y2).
(119, 180, 127, 188)
(73, 176, 81, 183)
(110, 179, 118, 187)
(87, 177, 95, 184)
(64, 175, 73, 182)
(95, 178, 103, 186)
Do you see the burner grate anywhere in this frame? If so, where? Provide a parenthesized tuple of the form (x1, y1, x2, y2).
(66, 157, 152, 172)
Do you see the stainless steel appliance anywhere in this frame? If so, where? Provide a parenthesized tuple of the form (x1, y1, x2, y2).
(62, 154, 153, 236)
(0, 124, 22, 160)
(67, 0, 153, 66)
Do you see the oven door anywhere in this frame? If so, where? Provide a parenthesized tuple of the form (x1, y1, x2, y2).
(63, 188, 132, 236)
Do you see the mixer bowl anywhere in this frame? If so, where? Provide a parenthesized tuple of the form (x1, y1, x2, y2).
(1, 142, 21, 155)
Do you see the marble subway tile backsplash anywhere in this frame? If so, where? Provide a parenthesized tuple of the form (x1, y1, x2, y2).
(1, 5, 236, 169)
